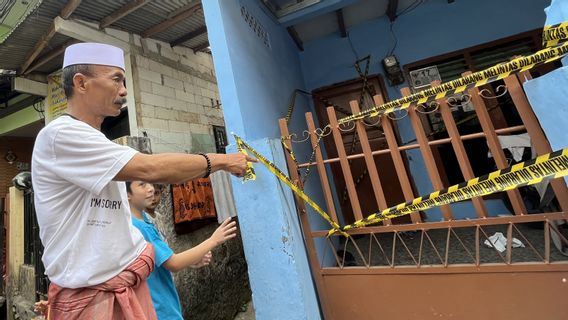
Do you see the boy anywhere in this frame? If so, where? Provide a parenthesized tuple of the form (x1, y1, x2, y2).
(127, 181, 237, 319)
(145, 184, 167, 240)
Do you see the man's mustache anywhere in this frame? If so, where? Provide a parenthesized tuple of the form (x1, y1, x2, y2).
(114, 98, 127, 105)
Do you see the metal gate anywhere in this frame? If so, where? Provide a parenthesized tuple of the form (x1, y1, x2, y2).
(23, 191, 49, 300)
(279, 71, 568, 320)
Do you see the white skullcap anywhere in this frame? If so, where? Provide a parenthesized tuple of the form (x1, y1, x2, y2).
(63, 43, 125, 70)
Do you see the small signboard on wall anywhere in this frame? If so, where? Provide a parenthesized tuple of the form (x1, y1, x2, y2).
(171, 178, 217, 234)
(46, 71, 68, 124)
(409, 65, 441, 89)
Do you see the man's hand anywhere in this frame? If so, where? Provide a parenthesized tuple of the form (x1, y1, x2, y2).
(191, 251, 212, 268)
(216, 153, 257, 177)
(34, 300, 48, 316)
(210, 218, 237, 246)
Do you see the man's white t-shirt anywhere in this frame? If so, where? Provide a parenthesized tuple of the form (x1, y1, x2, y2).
(32, 115, 147, 289)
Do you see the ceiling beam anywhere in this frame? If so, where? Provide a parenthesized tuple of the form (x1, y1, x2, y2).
(0, 97, 44, 134)
(336, 9, 346, 38)
(60, 0, 83, 19)
(286, 26, 304, 51)
(12, 77, 48, 97)
(191, 41, 209, 53)
(142, 1, 201, 38)
(170, 25, 207, 47)
(99, 0, 152, 29)
(20, 24, 56, 74)
(53, 17, 130, 51)
(20, 0, 83, 73)
(24, 39, 80, 75)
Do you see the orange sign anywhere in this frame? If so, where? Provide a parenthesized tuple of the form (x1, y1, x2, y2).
(172, 178, 216, 224)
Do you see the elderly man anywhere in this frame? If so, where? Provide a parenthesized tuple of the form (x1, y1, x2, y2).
(31, 43, 254, 319)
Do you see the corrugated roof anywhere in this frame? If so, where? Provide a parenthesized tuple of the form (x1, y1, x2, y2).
(183, 31, 208, 49)
(72, 0, 131, 22)
(0, 0, 44, 44)
(35, 33, 71, 74)
(0, 0, 64, 71)
(114, 5, 169, 35)
(0, 0, 209, 117)
(0, 0, 208, 75)
(152, 11, 206, 44)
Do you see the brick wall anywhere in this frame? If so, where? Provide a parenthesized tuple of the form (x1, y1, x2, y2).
(0, 137, 34, 197)
(131, 35, 225, 154)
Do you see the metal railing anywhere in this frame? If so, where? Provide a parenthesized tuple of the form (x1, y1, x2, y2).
(279, 71, 568, 274)
(23, 192, 49, 299)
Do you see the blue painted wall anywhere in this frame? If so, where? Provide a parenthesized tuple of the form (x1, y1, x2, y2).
(204, 0, 310, 141)
(299, 0, 551, 220)
(203, 0, 330, 318)
(204, 0, 557, 318)
(300, 0, 551, 95)
(524, 0, 568, 185)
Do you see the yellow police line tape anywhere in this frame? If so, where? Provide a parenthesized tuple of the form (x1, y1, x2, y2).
(333, 148, 568, 235)
(235, 23, 568, 237)
(543, 22, 568, 47)
(234, 134, 349, 237)
(235, 135, 257, 182)
(336, 41, 568, 125)
(281, 23, 568, 176)
(280, 23, 568, 176)
(235, 133, 568, 237)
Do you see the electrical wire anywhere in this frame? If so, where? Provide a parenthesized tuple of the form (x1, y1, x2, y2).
(386, 0, 426, 57)
(347, 31, 360, 61)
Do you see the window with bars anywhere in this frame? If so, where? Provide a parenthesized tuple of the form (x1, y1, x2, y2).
(403, 29, 561, 189)
(406, 31, 541, 83)
(213, 126, 228, 154)
(408, 33, 543, 137)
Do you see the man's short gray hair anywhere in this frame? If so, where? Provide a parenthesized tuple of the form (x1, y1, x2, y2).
(62, 64, 93, 99)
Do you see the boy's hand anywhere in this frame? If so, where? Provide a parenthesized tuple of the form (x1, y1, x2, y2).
(210, 218, 237, 246)
(192, 251, 212, 268)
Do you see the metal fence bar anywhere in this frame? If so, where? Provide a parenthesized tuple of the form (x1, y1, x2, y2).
(311, 212, 567, 237)
(326, 106, 364, 221)
(402, 87, 454, 220)
(435, 80, 488, 218)
(305, 112, 340, 224)
(297, 125, 526, 168)
(465, 71, 528, 215)
(373, 95, 422, 223)
(349, 100, 391, 225)
(278, 118, 334, 317)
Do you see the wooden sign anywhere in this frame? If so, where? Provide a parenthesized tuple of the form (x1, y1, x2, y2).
(172, 178, 216, 225)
